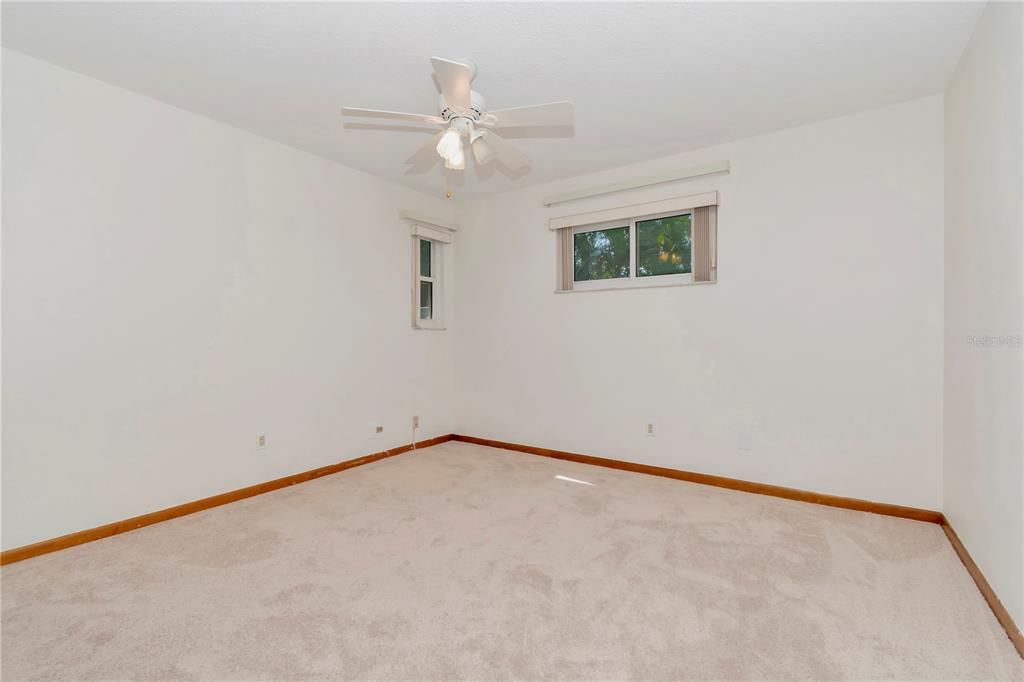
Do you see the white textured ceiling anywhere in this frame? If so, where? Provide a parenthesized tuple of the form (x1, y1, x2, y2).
(2, 1, 981, 200)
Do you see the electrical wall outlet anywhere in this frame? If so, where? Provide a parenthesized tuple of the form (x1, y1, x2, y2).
(646, 423, 655, 437)
(257, 433, 267, 449)
(412, 416, 420, 429)
(375, 425, 384, 434)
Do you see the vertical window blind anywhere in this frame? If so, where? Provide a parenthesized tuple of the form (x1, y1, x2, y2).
(558, 227, 575, 291)
(692, 205, 716, 284)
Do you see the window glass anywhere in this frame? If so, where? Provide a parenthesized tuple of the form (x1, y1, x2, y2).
(574, 227, 629, 281)
(419, 281, 433, 319)
(636, 214, 692, 277)
(419, 239, 432, 278)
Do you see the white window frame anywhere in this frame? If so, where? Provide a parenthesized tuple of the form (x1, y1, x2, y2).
(412, 235, 445, 330)
(570, 208, 695, 291)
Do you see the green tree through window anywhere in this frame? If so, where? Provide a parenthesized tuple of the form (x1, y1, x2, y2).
(636, 214, 692, 276)
(574, 226, 629, 281)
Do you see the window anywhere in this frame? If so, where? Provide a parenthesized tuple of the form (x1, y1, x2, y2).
(553, 192, 717, 292)
(413, 236, 444, 329)
(574, 226, 630, 281)
(418, 239, 434, 319)
(405, 214, 454, 327)
(403, 213, 455, 327)
(636, 213, 692, 277)
(571, 211, 693, 290)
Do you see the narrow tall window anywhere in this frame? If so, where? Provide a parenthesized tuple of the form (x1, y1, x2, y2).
(419, 239, 434, 320)
(413, 236, 444, 329)
(404, 214, 454, 328)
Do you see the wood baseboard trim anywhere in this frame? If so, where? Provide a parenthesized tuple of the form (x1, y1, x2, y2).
(940, 517, 1024, 659)
(452, 434, 943, 523)
(0, 434, 454, 566)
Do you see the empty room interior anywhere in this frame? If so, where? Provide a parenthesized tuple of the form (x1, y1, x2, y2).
(1, 1, 1023, 679)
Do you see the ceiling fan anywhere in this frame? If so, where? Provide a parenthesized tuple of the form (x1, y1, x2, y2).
(342, 57, 574, 173)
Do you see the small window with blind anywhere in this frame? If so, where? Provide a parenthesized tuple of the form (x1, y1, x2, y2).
(554, 192, 717, 292)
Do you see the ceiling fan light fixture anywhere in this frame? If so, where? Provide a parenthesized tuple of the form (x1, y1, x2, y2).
(471, 134, 494, 165)
(444, 144, 465, 170)
(343, 56, 575, 175)
(436, 127, 462, 162)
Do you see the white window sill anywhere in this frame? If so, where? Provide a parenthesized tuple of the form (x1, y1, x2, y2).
(412, 325, 447, 331)
(555, 279, 715, 294)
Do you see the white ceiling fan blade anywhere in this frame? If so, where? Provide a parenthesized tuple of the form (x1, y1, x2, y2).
(487, 101, 575, 128)
(342, 107, 443, 125)
(404, 132, 444, 174)
(482, 131, 530, 171)
(430, 57, 471, 110)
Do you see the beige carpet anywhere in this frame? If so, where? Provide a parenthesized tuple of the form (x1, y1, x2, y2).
(2, 441, 1021, 681)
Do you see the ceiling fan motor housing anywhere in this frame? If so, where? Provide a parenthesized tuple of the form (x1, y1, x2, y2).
(439, 90, 486, 123)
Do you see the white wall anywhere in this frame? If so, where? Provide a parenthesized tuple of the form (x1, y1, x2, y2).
(455, 96, 945, 510)
(943, 2, 1023, 628)
(0, 46, 968, 556)
(1, 50, 458, 550)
